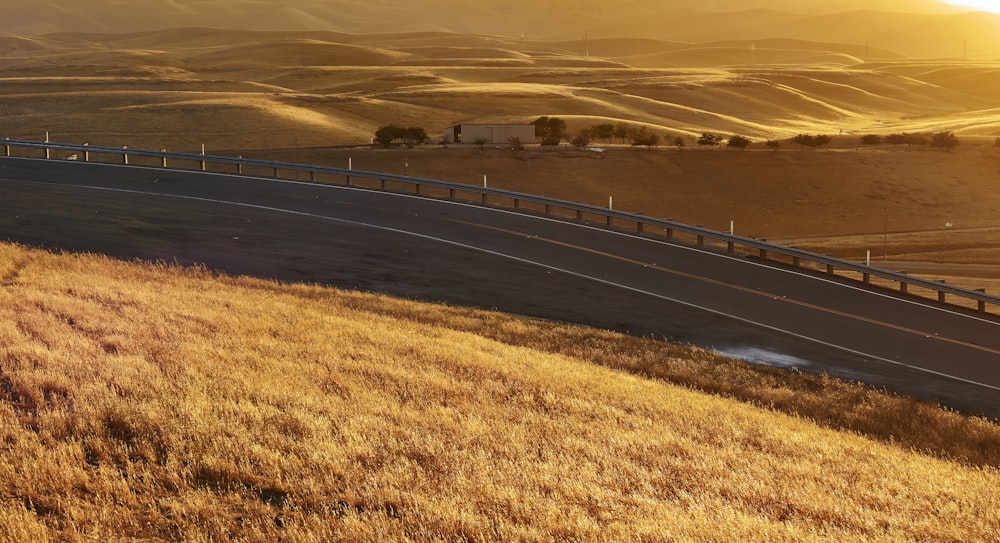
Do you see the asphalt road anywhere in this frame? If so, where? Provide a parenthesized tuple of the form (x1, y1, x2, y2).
(2, 157, 998, 417)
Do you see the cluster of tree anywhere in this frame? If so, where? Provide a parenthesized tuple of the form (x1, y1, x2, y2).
(860, 131, 959, 151)
(373, 125, 429, 148)
(791, 134, 832, 150)
(536, 118, 663, 148)
(533, 116, 568, 146)
(693, 133, 752, 150)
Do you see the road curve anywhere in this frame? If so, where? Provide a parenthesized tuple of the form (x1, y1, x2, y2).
(2, 157, 998, 417)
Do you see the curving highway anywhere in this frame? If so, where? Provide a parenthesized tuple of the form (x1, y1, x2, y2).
(2, 157, 998, 417)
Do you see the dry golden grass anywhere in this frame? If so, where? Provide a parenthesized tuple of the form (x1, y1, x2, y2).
(2, 242, 999, 541)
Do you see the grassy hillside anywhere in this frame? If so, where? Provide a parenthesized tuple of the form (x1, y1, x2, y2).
(1, 242, 998, 541)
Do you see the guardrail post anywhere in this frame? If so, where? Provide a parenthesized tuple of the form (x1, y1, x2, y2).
(514, 198, 520, 209)
(273, 166, 278, 178)
(826, 263, 834, 274)
(544, 204, 551, 215)
(83, 143, 89, 162)
(606, 215, 613, 227)
(976, 289, 987, 312)
(482, 193, 488, 205)
(696, 234, 704, 246)
(792, 256, 800, 267)
(863, 273, 870, 284)
(122, 146, 128, 165)
(759, 247, 768, 259)
(309, 170, 315, 182)
(937, 280, 947, 303)
(237, 157, 243, 174)
(666, 228, 673, 240)
(576, 210, 583, 221)
(637, 221, 644, 234)
(415, 183, 421, 195)
(727, 241, 734, 253)
(161, 150, 167, 168)
(449, 188, 456, 199)
(900, 281, 908, 294)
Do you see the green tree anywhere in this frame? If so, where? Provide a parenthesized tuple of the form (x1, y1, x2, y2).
(861, 134, 881, 149)
(727, 134, 751, 151)
(930, 131, 960, 152)
(697, 132, 720, 148)
(814, 134, 832, 149)
(533, 116, 567, 146)
(508, 136, 524, 151)
(631, 126, 659, 148)
(765, 140, 781, 152)
(613, 123, 631, 144)
(571, 129, 591, 147)
(672, 136, 686, 151)
(907, 133, 929, 148)
(403, 126, 428, 146)
(592, 123, 615, 143)
(792, 134, 815, 150)
(885, 133, 908, 148)
(374, 124, 406, 148)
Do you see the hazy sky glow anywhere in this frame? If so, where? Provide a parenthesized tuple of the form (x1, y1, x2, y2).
(943, 0, 1000, 12)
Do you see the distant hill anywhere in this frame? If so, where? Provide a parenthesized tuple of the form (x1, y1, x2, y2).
(2, 0, 998, 58)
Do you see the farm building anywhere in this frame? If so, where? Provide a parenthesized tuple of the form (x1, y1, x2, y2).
(443, 124, 536, 144)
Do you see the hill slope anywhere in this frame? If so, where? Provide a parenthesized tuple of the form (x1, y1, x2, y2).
(1, 242, 998, 541)
(1, 1, 999, 57)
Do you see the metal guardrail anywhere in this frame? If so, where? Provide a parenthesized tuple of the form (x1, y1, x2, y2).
(4, 138, 999, 314)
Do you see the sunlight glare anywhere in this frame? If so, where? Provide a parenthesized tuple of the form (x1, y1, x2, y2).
(943, 0, 1000, 13)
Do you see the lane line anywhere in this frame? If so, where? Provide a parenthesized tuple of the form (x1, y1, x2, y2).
(452, 219, 1000, 356)
(5, 179, 998, 393)
(5, 157, 998, 327)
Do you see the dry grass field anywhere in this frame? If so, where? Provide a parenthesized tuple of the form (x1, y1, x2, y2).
(1, 242, 999, 542)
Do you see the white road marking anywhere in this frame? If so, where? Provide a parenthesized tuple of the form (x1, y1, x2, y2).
(7, 178, 997, 393)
